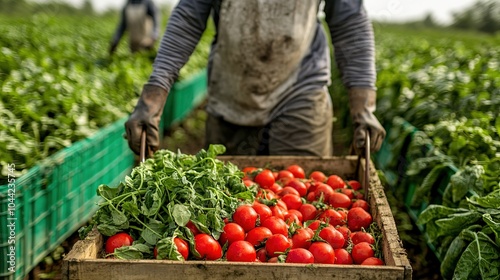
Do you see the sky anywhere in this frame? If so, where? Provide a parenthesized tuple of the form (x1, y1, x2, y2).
(62, 0, 478, 25)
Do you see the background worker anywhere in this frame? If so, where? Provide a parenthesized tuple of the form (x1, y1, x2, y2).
(109, 0, 160, 55)
(125, 0, 386, 157)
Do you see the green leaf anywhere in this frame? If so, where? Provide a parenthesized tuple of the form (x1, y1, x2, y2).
(122, 201, 140, 217)
(156, 237, 184, 261)
(483, 214, 500, 247)
(417, 205, 469, 225)
(468, 189, 500, 209)
(207, 144, 226, 158)
(495, 115, 500, 137)
(450, 165, 485, 202)
(113, 246, 144, 260)
(111, 209, 127, 226)
(131, 243, 151, 254)
(96, 224, 120, 237)
(441, 234, 469, 280)
(452, 232, 500, 280)
(141, 220, 165, 245)
(172, 204, 191, 227)
(97, 185, 118, 200)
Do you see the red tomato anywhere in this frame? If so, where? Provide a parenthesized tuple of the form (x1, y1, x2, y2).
(267, 257, 279, 263)
(252, 202, 273, 222)
(339, 188, 355, 200)
(286, 165, 306, 179)
(257, 189, 277, 200)
(306, 220, 323, 231)
(306, 191, 317, 202)
(329, 192, 352, 209)
(314, 183, 335, 202)
(194, 233, 222, 260)
(226, 241, 256, 262)
(186, 221, 200, 235)
(270, 205, 286, 220)
(351, 231, 375, 245)
(281, 194, 303, 210)
(334, 248, 353, 264)
(351, 199, 370, 212)
(299, 204, 318, 222)
(319, 209, 345, 227)
(287, 209, 303, 223)
(174, 237, 189, 260)
(243, 179, 256, 187)
(269, 183, 283, 194)
(307, 181, 320, 194)
(277, 170, 295, 182)
(265, 234, 292, 258)
(361, 257, 384, 265)
(348, 180, 362, 191)
(308, 242, 335, 264)
(335, 226, 351, 248)
(291, 228, 313, 249)
(272, 171, 279, 180)
(254, 169, 275, 189)
(219, 223, 246, 246)
(242, 166, 257, 175)
(284, 212, 302, 226)
(233, 205, 258, 232)
(286, 248, 314, 264)
(286, 179, 307, 197)
(245, 227, 273, 247)
(276, 200, 288, 211)
(278, 186, 300, 197)
(326, 175, 346, 190)
(347, 207, 373, 232)
(309, 171, 327, 182)
(352, 242, 375, 264)
(105, 232, 133, 254)
(260, 216, 288, 236)
(256, 247, 268, 262)
(319, 227, 345, 249)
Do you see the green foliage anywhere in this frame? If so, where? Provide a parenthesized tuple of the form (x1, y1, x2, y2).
(79, 145, 256, 260)
(0, 14, 212, 181)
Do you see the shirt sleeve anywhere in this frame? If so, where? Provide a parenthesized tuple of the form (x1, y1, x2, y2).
(147, 0, 213, 92)
(146, 0, 160, 40)
(111, 6, 127, 46)
(324, 0, 376, 90)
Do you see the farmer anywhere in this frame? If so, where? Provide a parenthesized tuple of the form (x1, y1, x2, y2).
(109, 0, 160, 55)
(125, 0, 386, 157)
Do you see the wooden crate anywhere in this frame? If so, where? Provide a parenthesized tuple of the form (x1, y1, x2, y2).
(62, 156, 412, 280)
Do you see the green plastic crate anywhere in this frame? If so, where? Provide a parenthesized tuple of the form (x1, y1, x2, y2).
(0, 117, 134, 280)
(161, 69, 208, 129)
(374, 117, 418, 188)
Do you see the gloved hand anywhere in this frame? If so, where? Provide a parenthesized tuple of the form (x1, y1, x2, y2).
(348, 87, 386, 154)
(125, 85, 168, 155)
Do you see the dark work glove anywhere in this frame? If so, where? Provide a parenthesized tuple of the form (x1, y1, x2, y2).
(349, 87, 386, 154)
(125, 85, 168, 155)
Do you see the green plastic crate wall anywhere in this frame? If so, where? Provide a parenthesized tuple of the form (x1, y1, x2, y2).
(0, 118, 134, 280)
(161, 69, 208, 129)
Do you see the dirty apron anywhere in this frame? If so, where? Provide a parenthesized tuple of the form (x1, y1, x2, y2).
(208, 0, 320, 126)
(126, 4, 154, 52)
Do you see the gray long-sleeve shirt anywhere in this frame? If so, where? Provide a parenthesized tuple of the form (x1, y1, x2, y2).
(148, 0, 376, 126)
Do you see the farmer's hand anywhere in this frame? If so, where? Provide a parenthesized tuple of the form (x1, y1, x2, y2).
(125, 85, 168, 155)
(348, 87, 386, 155)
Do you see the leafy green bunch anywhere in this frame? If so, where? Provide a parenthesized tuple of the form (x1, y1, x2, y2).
(79, 145, 256, 260)
(418, 188, 500, 280)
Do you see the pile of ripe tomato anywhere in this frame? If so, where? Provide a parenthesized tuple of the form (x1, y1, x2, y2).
(106, 164, 384, 265)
